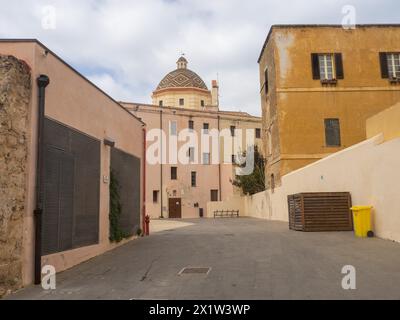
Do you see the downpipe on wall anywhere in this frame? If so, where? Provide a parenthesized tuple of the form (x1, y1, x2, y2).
(142, 127, 147, 235)
(34, 75, 50, 285)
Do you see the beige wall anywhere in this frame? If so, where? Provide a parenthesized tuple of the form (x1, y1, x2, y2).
(0, 41, 144, 288)
(152, 88, 212, 110)
(232, 134, 400, 243)
(206, 196, 245, 218)
(367, 102, 400, 141)
(206, 192, 270, 220)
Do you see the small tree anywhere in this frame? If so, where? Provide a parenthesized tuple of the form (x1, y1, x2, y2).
(231, 146, 266, 195)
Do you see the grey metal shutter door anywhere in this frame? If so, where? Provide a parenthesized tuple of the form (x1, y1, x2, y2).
(42, 118, 100, 255)
(71, 130, 100, 248)
(58, 152, 74, 251)
(42, 147, 74, 255)
(42, 148, 61, 255)
(111, 148, 141, 236)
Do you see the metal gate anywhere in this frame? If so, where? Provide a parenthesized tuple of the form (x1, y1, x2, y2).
(42, 118, 100, 255)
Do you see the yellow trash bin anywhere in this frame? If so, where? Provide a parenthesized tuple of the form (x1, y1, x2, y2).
(351, 206, 373, 238)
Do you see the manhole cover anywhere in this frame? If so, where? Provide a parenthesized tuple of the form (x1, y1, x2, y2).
(179, 267, 211, 275)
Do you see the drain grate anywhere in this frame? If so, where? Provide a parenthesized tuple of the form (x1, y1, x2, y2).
(179, 267, 211, 275)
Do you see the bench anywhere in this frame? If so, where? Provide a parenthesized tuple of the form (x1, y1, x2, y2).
(214, 210, 240, 218)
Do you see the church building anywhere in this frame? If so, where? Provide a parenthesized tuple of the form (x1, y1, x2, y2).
(122, 56, 262, 219)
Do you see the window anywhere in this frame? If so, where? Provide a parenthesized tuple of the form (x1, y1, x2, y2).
(312, 53, 344, 81)
(264, 68, 269, 94)
(201, 100, 205, 107)
(387, 53, 400, 79)
(203, 123, 209, 134)
(203, 153, 210, 165)
(188, 147, 195, 162)
(171, 167, 177, 180)
(170, 121, 177, 136)
(159, 100, 163, 107)
(319, 54, 334, 80)
(211, 190, 219, 202)
(230, 126, 236, 137)
(179, 98, 184, 106)
(231, 154, 236, 164)
(191, 172, 197, 187)
(324, 119, 341, 147)
(153, 190, 159, 203)
(188, 120, 194, 131)
(256, 128, 261, 139)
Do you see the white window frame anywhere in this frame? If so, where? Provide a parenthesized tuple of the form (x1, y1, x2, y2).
(319, 54, 335, 80)
(170, 121, 177, 136)
(203, 123, 209, 135)
(202, 152, 210, 165)
(387, 53, 400, 79)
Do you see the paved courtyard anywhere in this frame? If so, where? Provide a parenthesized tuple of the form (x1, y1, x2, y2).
(7, 218, 400, 300)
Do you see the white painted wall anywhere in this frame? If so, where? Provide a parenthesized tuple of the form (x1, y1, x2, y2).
(206, 196, 244, 218)
(258, 134, 400, 242)
(209, 134, 400, 243)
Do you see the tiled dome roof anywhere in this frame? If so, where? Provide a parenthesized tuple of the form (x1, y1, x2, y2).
(156, 56, 208, 91)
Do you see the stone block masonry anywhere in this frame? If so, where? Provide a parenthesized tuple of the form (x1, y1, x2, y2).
(0, 55, 31, 297)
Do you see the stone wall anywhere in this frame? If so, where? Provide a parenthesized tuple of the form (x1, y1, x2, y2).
(0, 55, 31, 297)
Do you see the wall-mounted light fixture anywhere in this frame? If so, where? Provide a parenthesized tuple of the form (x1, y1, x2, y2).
(104, 137, 115, 147)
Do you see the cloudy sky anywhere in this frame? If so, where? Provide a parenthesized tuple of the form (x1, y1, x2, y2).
(0, 0, 399, 115)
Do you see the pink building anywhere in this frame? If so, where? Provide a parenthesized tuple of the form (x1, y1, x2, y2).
(122, 57, 262, 219)
(0, 40, 144, 295)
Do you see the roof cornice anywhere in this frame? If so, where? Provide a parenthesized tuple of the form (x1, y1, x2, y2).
(257, 23, 400, 63)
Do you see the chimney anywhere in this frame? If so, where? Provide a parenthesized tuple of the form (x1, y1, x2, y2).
(211, 80, 219, 107)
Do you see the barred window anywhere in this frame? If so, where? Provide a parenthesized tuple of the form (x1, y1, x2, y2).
(324, 119, 341, 147)
(191, 172, 197, 187)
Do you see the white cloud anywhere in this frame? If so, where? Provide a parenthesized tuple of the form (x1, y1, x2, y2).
(0, 0, 399, 116)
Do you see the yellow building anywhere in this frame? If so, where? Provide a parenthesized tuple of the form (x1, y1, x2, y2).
(258, 24, 400, 188)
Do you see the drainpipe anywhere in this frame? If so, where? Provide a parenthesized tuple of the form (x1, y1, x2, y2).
(218, 115, 222, 201)
(142, 127, 147, 234)
(160, 110, 164, 218)
(34, 74, 50, 285)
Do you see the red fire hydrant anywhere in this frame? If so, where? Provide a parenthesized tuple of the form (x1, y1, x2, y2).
(144, 215, 150, 236)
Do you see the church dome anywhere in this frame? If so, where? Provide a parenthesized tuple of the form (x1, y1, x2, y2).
(156, 56, 208, 91)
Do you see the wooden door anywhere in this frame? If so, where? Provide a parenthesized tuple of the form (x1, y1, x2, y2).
(168, 198, 182, 219)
